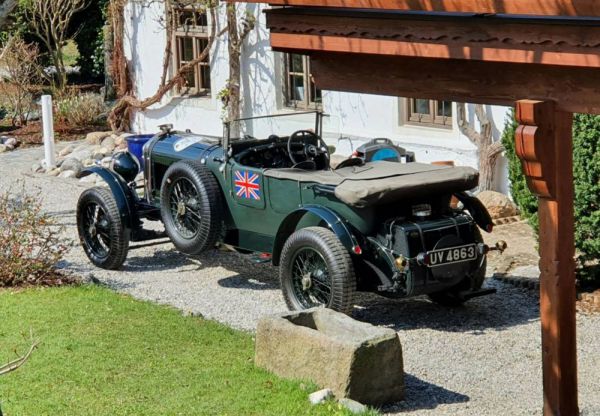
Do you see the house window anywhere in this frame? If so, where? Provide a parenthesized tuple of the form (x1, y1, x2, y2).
(172, 7, 211, 96)
(407, 99, 453, 128)
(284, 54, 322, 109)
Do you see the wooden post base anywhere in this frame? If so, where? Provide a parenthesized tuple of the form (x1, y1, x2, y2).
(515, 100, 578, 416)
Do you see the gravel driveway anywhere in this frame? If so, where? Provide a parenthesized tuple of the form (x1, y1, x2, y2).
(2, 145, 599, 415)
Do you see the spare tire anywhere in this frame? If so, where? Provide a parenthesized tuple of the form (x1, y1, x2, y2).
(160, 160, 223, 255)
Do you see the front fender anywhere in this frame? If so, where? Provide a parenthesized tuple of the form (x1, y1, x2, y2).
(80, 166, 138, 230)
(272, 205, 360, 266)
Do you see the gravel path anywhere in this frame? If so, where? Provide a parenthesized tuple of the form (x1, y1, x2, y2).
(2, 145, 599, 415)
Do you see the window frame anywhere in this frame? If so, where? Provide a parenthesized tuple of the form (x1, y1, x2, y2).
(283, 54, 322, 110)
(171, 6, 212, 97)
(406, 98, 453, 128)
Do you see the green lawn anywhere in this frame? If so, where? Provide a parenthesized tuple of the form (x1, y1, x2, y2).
(0, 286, 373, 416)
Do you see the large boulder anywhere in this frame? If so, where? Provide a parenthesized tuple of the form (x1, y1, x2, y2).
(60, 157, 84, 177)
(477, 191, 519, 219)
(86, 131, 113, 145)
(256, 308, 404, 405)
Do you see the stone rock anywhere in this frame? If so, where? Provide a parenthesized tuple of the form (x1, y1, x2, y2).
(60, 158, 84, 177)
(80, 174, 97, 183)
(477, 190, 519, 219)
(255, 308, 404, 405)
(309, 389, 334, 405)
(47, 168, 60, 177)
(59, 145, 75, 157)
(0, 144, 7, 153)
(3, 137, 18, 149)
(83, 158, 95, 167)
(116, 142, 128, 151)
(338, 398, 368, 414)
(114, 134, 129, 147)
(59, 170, 76, 179)
(86, 131, 113, 145)
(101, 137, 116, 152)
(31, 163, 43, 173)
(71, 148, 93, 162)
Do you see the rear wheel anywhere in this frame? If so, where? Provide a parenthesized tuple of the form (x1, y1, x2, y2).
(160, 161, 223, 255)
(77, 187, 129, 270)
(280, 227, 356, 314)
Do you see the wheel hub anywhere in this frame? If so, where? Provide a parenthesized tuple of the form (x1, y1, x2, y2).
(177, 201, 186, 216)
(88, 225, 97, 237)
(301, 273, 312, 291)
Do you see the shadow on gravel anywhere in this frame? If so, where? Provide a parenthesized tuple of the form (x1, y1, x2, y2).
(123, 248, 280, 290)
(352, 280, 540, 333)
(381, 374, 470, 413)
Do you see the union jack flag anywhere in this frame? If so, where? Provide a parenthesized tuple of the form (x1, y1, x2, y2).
(234, 170, 261, 200)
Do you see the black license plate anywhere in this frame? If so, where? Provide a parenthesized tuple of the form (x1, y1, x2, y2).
(427, 244, 477, 268)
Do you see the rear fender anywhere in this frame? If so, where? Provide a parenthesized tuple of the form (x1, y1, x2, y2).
(272, 205, 360, 266)
(454, 192, 494, 233)
(80, 166, 139, 231)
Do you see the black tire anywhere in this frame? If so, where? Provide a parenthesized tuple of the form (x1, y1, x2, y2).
(280, 227, 356, 314)
(160, 160, 223, 255)
(77, 187, 129, 270)
(428, 228, 487, 307)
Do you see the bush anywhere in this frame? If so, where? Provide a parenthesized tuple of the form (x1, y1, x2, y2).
(502, 110, 600, 281)
(0, 185, 71, 287)
(501, 109, 539, 231)
(56, 92, 107, 127)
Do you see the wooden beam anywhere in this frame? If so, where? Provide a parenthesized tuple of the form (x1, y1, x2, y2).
(271, 33, 600, 68)
(244, 0, 600, 17)
(309, 53, 600, 114)
(266, 9, 600, 69)
(515, 100, 578, 416)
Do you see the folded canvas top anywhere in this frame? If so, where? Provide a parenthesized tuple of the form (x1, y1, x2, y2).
(264, 161, 479, 208)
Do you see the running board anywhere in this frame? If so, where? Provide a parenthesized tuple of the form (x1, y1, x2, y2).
(458, 288, 497, 301)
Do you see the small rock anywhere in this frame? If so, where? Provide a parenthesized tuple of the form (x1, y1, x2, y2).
(71, 148, 93, 162)
(60, 157, 84, 177)
(80, 174, 97, 183)
(4, 137, 18, 149)
(86, 131, 113, 145)
(59, 170, 76, 179)
(338, 398, 368, 414)
(59, 145, 75, 157)
(0, 144, 7, 153)
(477, 191, 519, 219)
(101, 137, 116, 151)
(47, 168, 60, 177)
(309, 389, 334, 405)
(31, 163, 43, 173)
(114, 135, 126, 147)
(83, 158, 95, 167)
(116, 142, 128, 151)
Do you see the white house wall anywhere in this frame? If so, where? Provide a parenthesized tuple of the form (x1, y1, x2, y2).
(125, 1, 511, 194)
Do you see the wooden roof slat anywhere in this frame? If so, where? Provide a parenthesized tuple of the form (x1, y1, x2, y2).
(245, 0, 600, 17)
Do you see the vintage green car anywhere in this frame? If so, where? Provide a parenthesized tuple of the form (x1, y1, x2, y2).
(77, 112, 504, 313)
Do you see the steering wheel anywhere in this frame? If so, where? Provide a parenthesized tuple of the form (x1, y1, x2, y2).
(287, 130, 330, 169)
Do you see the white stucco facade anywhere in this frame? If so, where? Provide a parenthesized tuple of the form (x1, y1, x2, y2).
(124, 2, 512, 193)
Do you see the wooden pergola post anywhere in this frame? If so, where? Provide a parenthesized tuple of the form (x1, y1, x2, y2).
(515, 100, 578, 416)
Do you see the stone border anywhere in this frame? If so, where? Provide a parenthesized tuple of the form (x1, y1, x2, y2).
(493, 215, 523, 226)
(493, 272, 540, 290)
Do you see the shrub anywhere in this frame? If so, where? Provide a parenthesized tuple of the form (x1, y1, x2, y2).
(0, 37, 43, 126)
(500, 109, 539, 231)
(502, 110, 600, 281)
(0, 185, 71, 287)
(56, 92, 107, 127)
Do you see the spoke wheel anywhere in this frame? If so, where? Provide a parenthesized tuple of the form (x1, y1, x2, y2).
(290, 248, 332, 309)
(160, 161, 223, 255)
(77, 187, 129, 270)
(280, 227, 356, 314)
(168, 177, 203, 239)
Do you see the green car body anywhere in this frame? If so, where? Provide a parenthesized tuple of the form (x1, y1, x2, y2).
(77, 112, 501, 312)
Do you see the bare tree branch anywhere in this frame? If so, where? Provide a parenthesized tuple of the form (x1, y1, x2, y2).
(0, 332, 38, 376)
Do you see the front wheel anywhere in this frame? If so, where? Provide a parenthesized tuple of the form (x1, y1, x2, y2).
(77, 187, 130, 270)
(280, 227, 356, 314)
